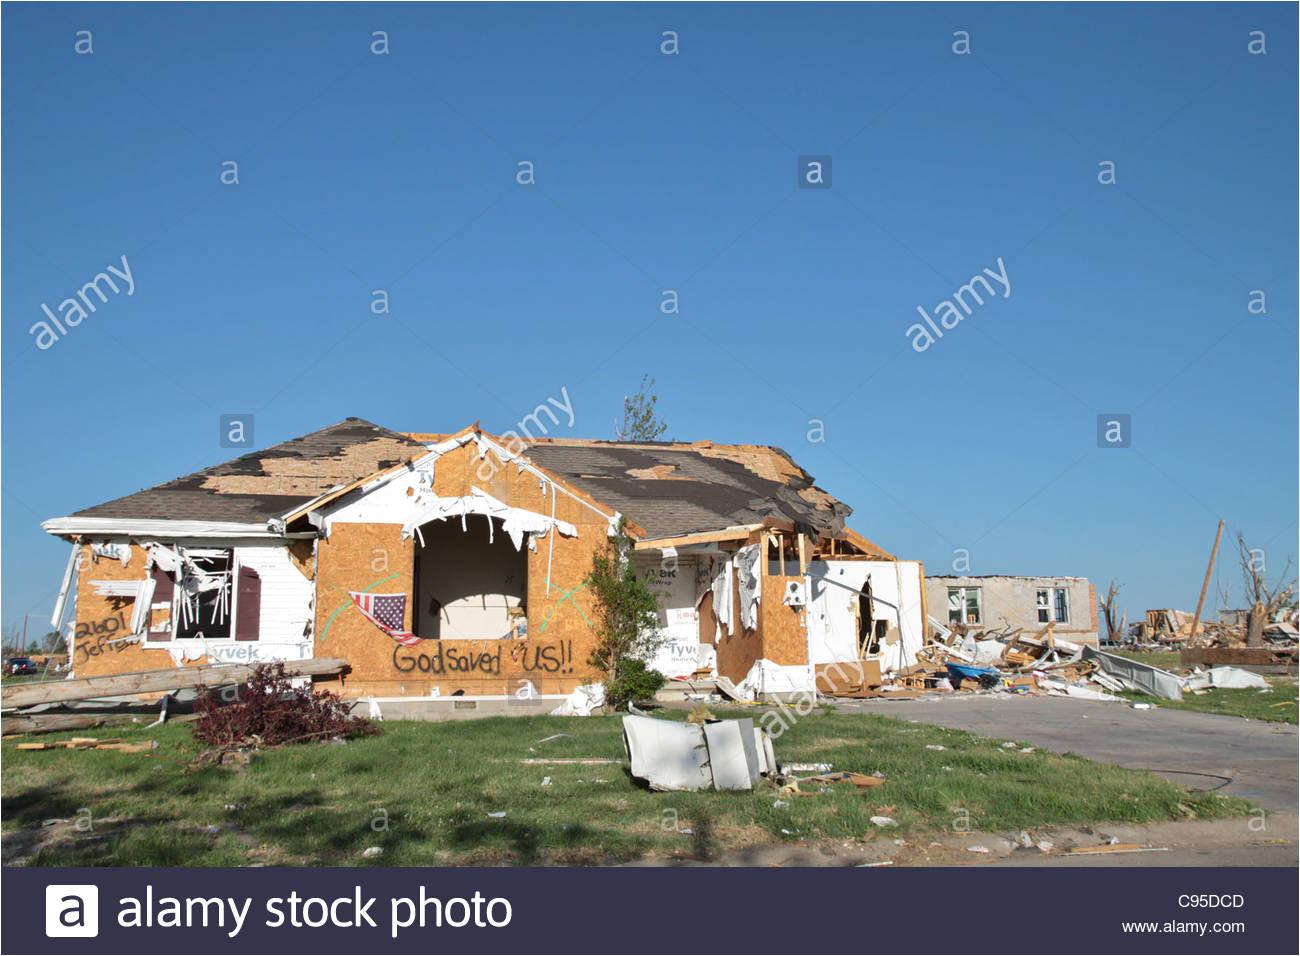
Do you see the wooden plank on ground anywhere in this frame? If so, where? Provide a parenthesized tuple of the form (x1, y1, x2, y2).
(1, 658, 348, 710)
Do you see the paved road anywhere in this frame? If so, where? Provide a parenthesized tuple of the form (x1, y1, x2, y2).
(837, 696, 1298, 812)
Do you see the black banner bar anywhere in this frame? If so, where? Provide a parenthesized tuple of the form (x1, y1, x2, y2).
(4, 866, 1297, 955)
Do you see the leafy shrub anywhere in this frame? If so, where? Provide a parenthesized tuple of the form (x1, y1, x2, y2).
(587, 517, 666, 711)
(192, 662, 378, 749)
(610, 657, 666, 708)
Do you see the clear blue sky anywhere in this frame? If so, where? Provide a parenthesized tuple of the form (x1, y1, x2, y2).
(3, 3, 1296, 639)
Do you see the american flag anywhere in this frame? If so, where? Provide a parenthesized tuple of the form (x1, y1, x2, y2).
(349, 592, 421, 646)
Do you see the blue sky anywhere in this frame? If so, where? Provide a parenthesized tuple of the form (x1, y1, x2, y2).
(3, 2, 1296, 639)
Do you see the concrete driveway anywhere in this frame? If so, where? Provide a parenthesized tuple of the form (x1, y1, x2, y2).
(837, 695, 1298, 812)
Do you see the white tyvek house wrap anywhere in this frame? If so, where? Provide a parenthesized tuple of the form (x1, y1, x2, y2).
(734, 544, 762, 630)
(636, 553, 699, 679)
(804, 560, 925, 674)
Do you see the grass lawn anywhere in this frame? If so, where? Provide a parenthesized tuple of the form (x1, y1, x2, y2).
(1119, 679, 1298, 724)
(1, 708, 1250, 866)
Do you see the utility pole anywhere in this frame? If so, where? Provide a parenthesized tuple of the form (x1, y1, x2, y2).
(1188, 519, 1225, 642)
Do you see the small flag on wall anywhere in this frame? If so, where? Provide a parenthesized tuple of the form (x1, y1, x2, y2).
(348, 592, 421, 646)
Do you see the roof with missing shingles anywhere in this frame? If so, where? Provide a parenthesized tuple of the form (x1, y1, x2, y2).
(56, 420, 853, 539)
(521, 439, 851, 539)
(67, 418, 428, 525)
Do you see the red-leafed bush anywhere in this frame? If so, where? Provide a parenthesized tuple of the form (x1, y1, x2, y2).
(192, 662, 378, 749)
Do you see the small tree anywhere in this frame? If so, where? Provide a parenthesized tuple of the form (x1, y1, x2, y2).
(1098, 580, 1126, 643)
(587, 518, 666, 709)
(1, 623, 21, 656)
(1237, 534, 1297, 647)
(617, 374, 668, 441)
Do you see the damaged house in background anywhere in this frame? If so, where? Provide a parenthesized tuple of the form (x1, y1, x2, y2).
(925, 575, 1098, 646)
(38, 418, 927, 708)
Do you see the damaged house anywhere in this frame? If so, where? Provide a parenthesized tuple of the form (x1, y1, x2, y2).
(925, 575, 1098, 646)
(41, 418, 926, 705)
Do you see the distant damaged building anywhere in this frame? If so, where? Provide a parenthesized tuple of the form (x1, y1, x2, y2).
(926, 574, 1098, 645)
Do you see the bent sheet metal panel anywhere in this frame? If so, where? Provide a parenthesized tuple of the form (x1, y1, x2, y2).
(622, 715, 775, 791)
(1082, 646, 1184, 700)
(622, 715, 713, 791)
(702, 718, 762, 790)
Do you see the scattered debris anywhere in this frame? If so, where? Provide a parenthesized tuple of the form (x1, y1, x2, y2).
(803, 771, 885, 789)
(15, 737, 156, 753)
(1068, 844, 1169, 856)
(1184, 667, 1270, 690)
(549, 683, 606, 717)
(362, 846, 383, 858)
(810, 603, 1295, 704)
(486, 811, 507, 819)
(870, 816, 898, 828)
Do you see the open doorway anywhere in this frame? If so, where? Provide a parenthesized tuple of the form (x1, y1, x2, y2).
(413, 514, 527, 640)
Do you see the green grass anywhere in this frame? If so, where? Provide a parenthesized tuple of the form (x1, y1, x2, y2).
(1119, 680, 1298, 724)
(2, 708, 1250, 866)
(1, 673, 50, 685)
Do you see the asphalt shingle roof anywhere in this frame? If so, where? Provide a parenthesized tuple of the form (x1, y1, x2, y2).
(524, 441, 851, 539)
(60, 421, 852, 539)
(68, 418, 428, 525)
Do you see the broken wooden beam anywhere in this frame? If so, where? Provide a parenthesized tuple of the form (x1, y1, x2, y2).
(1, 711, 201, 736)
(1, 712, 139, 736)
(1, 658, 348, 710)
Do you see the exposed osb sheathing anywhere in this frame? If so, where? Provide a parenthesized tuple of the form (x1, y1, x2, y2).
(761, 574, 809, 666)
(625, 465, 685, 480)
(195, 437, 420, 497)
(288, 539, 315, 580)
(315, 440, 609, 698)
(714, 563, 762, 685)
(312, 522, 418, 696)
(69, 544, 208, 678)
(759, 574, 806, 665)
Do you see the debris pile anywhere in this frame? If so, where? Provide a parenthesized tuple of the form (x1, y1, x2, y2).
(1129, 607, 1299, 659)
(813, 619, 1284, 703)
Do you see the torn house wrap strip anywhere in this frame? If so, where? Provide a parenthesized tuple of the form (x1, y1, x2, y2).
(400, 487, 577, 552)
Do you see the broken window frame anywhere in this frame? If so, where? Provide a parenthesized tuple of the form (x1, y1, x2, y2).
(1036, 587, 1070, 624)
(947, 586, 982, 625)
(144, 548, 243, 644)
